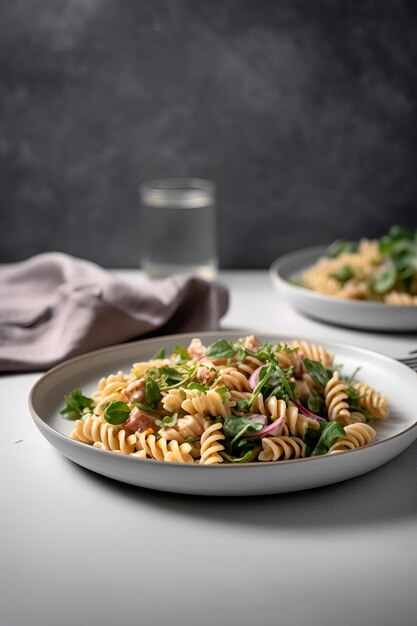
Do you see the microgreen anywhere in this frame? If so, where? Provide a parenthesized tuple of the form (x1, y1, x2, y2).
(103, 401, 131, 425)
(145, 379, 162, 407)
(155, 413, 178, 428)
(307, 389, 325, 414)
(60, 389, 94, 420)
(174, 345, 190, 361)
(188, 382, 207, 393)
(235, 399, 251, 412)
(303, 359, 333, 388)
(305, 422, 345, 456)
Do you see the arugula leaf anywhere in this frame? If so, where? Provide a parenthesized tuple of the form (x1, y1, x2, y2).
(183, 436, 199, 445)
(145, 379, 162, 407)
(330, 265, 355, 283)
(346, 367, 361, 385)
(236, 399, 251, 412)
(305, 421, 345, 456)
(188, 382, 207, 393)
(370, 262, 397, 294)
(307, 389, 324, 414)
(215, 385, 228, 400)
(133, 402, 159, 414)
(61, 389, 94, 420)
(104, 401, 131, 425)
(155, 413, 178, 428)
(174, 345, 190, 361)
(205, 339, 237, 359)
(345, 387, 373, 420)
(326, 240, 356, 258)
(223, 415, 264, 439)
(303, 359, 333, 388)
(220, 448, 260, 463)
(158, 366, 183, 382)
(151, 348, 166, 359)
(379, 225, 414, 256)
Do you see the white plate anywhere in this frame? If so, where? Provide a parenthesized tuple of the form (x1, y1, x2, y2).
(28, 332, 417, 496)
(270, 245, 417, 331)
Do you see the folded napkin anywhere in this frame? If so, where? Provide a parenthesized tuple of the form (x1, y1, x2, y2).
(0, 253, 229, 372)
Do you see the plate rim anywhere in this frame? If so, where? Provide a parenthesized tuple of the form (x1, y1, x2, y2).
(28, 330, 417, 470)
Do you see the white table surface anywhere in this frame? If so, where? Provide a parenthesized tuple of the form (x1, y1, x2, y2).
(1, 270, 417, 626)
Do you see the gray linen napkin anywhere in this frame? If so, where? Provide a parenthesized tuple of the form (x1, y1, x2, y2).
(0, 253, 229, 372)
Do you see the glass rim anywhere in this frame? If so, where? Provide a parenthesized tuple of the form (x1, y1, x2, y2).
(139, 177, 216, 209)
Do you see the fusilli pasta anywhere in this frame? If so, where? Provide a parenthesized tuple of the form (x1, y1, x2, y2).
(62, 334, 390, 465)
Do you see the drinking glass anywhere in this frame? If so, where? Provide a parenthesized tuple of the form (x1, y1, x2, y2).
(139, 177, 218, 280)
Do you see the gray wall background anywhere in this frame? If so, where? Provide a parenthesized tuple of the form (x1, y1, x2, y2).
(1, 0, 416, 269)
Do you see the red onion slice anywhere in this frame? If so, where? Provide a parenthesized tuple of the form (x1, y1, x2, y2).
(249, 366, 263, 389)
(290, 399, 326, 422)
(245, 413, 285, 438)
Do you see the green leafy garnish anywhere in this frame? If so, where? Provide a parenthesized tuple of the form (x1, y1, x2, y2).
(303, 359, 333, 388)
(305, 421, 345, 456)
(151, 348, 166, 359)
(174, 345, 190, 361)
(145, 379, 162, 407)
(235, 399, 251, 412)
(188, 382, 207, 393)
(205, 339, 237, 359)
(223, 416, 264, 439)
(330, 265, 355, 283)
(215, 385, 228, 399)
(345, 387, 373, 420)
(60, 389, 94, 420)
(376, 225, 417, 293)
(220, 448, 260, 463)
(155, 413, 178, 428)
(103, 401, 131, 425)
(326, 240, 356, 258)
(370, 262, 397, 294)
(307, 388, 324, 414)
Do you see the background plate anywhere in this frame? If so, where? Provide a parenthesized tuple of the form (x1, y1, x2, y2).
(29, 332, 417, 496)
(270, 245, 417, 331)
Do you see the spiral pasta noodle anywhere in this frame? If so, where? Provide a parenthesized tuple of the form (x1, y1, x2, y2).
(351, 382, 389, 419)
(258, 436, 305, 462)
(159, 413, 206, 444)
(328, 423, 376, 453)
(199, 422, 225, 464)
(324, 372, 351, 424)
(92, 371, 128, 417)
(63, 334, 390, 465)
(181, 388, 233, 418)
(71, 413, 137, 454)
(301, 230, 417, 304)
(217, 367, 252, 392)
(291, 340, 334, 368)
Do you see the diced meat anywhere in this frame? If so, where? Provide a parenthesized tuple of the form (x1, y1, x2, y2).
(196, 366, 216, 383)
(187, 338, 206, 358)
(124, 407, 156, 433)
(122, 378, 146, 404)
(245, 335, 261, 352)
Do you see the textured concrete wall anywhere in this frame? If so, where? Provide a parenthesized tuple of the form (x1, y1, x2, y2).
(1, 0, 416, 268)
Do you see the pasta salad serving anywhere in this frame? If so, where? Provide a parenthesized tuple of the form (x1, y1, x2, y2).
(60, 335, 389, 465)
(301, 225, 417, 304)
